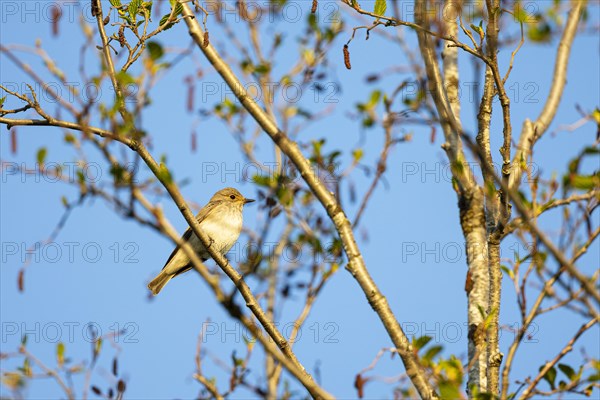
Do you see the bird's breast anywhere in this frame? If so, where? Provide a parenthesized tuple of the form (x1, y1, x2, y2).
(199, 208, 243, 255)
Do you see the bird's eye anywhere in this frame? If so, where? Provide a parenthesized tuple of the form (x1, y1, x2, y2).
(230, 195, 236, 200)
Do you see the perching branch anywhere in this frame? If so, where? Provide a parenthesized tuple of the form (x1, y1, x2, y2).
(0, 90, 331, 400)
(179, 2, 438, 399)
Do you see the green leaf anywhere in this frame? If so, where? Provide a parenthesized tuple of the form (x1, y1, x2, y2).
(23, 358, 32, 377)
(558, 380, 567, 389)
(374, 0, 387, 16)
(146, 41, 164, 60)
(591, 108, 600, 124)
(439, 381, 461, 399)
(571, 174, 599, 190)
(367, 90, 381, 108)
(412, 335, 432, 351)
(362, 116, 374, 128)
(254, 63, 271, 74)
(308, 13, 318, 30)
(352, 148, 364, 163)
(93, 338, 102, 362)
(168, 1, 183, 15)
(558, 363, 576, 381)
(128, 0, 141, 18)
(312, 139, 325, 157)
(477, 304, 486, 318)
(500, 265, 514, 280)
(528, 21, 552, 42)
(541, 365, 557, 389)
(0, 96, 6, 107)
(57, 342, 65, 367)
(159, 13, 175, 29)
(157, 162, 173, 184)
(470, 23, 485, 39)
(116, 71, 135, 86)
(424, 345, 443, 361)
(513, 3, 528, 23)
(109, 0, 121, 7)
(252, 174, 275, 188)
(142, 1, 152, 15)
(36, 147, 47, 165)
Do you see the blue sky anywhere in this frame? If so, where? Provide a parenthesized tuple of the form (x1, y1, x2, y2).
(1, 1, 599, 399)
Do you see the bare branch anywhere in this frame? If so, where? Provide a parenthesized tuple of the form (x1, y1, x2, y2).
(0, 112, 331, 400)
(509, 2, 583, 190)
(179, 2, 438, 398)
(519, 317, 598, 399)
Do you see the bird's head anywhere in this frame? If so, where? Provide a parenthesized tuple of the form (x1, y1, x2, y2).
(211, 187, 255, 207)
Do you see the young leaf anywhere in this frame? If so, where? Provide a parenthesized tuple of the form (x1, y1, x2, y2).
(541, 365, 557, 389)
(57, 342, 65, 367)
(374, 0, 387, 16)
(146, 41, 164, 60)
(159, 13, 175, 30)
(367, 90, 381, 108)
(352, 148, 364, 163)
(558, 363, 576, 381)
(424, 345, 443, 361)
(129, 0, 141, 18)
(500, 265, 514, 280)
(22, 358, 32, 377)
(36, 147, 47, 165)
(413, 335, 432, 351)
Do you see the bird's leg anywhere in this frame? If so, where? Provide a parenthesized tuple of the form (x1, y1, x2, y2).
(207, 236, 215, 248)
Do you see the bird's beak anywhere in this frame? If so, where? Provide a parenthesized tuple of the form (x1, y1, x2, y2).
(244, 198, 255, 204)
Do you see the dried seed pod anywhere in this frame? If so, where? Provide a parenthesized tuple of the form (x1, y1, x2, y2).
(91, 0, 99, 17)
(51, 6, 61, 36)
(10, 128, 17, 154)
(343, 44, 351, 70)
(103, 15, 110, 26)
(311, 0, 318, 14)
(118, 26, 125, 47)
(203, 31, 209, 48)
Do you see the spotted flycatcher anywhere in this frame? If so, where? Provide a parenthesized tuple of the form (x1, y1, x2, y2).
(148, 187, 254, 295)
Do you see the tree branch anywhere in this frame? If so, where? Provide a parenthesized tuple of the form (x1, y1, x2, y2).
(0, 115, 331, 400)
(509, 1, 583, 190)
(519, 317, 598, 399)
(179, 2, 438, 398)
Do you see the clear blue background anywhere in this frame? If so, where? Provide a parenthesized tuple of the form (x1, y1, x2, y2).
(1, 1, 598, 399)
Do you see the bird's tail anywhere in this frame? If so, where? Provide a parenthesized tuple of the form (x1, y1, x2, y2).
(148, 271, 172, 295)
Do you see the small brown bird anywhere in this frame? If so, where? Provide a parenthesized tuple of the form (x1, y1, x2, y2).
(148, 188, 254, 295)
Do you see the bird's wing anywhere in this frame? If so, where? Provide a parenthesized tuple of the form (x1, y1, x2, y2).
(161, 227, 194, 270)
(161, 201, 218, 271)
(195, 200, 218, 224)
